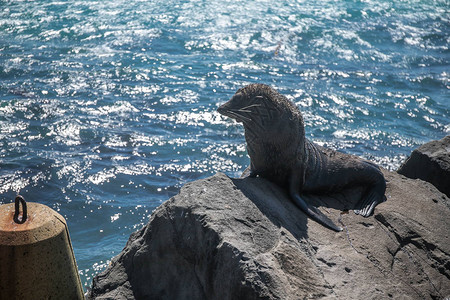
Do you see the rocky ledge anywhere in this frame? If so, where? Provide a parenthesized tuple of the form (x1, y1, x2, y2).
(398, 135, 450, 198)
(88, 146, 450, 300)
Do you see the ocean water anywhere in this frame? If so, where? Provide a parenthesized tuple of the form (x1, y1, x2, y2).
(0, 0, 448, 291)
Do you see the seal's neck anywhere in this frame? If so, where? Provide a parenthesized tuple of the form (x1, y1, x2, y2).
(244, 121, 303, 181)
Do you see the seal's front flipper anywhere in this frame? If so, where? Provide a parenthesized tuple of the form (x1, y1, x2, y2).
(241, 163, 259, 178)
(291, 193, 343, 232)
(289, 168, 342, 232)
(240, 166, 252, 178)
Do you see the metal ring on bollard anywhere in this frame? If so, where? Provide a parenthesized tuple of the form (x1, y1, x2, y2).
(14, 195, 27, 224)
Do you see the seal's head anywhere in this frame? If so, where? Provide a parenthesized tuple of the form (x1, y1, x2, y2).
(218, 83, 304, 143)
(218, 84, 306, 183)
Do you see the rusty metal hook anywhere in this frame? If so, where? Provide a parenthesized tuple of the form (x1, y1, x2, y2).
(14, 195, 27, 224)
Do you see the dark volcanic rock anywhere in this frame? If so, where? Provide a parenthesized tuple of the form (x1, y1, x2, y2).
(398, 135, 450, 197)
(88, 171, 450, 300)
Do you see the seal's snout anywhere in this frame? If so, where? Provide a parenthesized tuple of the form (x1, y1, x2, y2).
(217, 104, 226, 115)
(217, 102, 230, 116)
(218, 92, 243, 116)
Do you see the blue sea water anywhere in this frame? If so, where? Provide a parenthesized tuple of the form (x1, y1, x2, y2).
(0, 0, 448, 291)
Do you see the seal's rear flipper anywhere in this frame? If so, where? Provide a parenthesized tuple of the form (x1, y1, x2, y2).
(354, 197, 385, 217)
(354, 185, 386, 217)
(291, 193, 343, 232)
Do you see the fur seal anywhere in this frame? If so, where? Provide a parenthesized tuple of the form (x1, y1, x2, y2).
(217, 83, 386, 232)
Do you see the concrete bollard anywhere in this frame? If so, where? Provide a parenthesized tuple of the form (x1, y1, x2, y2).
(0, 196, 84, 299)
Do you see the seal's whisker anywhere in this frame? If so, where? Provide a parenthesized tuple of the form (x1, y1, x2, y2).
(237, 109, 270, 119)
(239, 104, 262, 111)
(227, 110, 253, 122)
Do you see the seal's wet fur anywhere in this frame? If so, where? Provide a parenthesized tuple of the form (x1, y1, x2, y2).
(218, 83, 386, 231)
